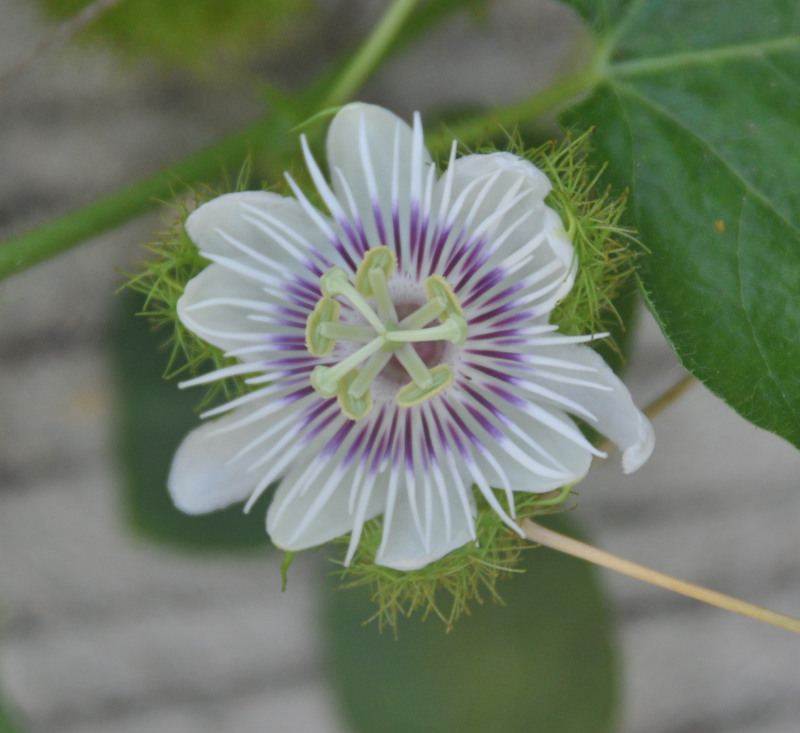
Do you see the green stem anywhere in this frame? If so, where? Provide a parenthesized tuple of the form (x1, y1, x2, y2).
(0, 115, 293, 280)
(0, 6, 600, 281)
(319, 0, 422, 109)
(439, 66, 603, 147)
(0, 0, 423, 282)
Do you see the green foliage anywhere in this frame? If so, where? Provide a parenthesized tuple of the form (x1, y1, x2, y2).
(125, 196, 243, 410)
(124, 164, 259, 410)
(330, 487, 574, 631)
(323, 514, 617, 733)
(561, 0, 800, 447)
(41, 0, 311, 73)
(534, 130, 640, 344)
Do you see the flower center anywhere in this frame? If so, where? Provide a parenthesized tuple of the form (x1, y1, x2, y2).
(305, 246, 467, 420)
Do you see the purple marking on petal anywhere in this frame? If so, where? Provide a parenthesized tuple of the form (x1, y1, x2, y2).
(370, 432, 389, 477)
(464, 362, 521, 386)
(300, 396, 333, 426)
(360, 409, 385, 467)
(464, 402, 503, 441)
(342, 420, 369, 465)
(403, 411, 414, 470)
(267, 335, 308, 349)
(286, 281, 317, 302)
(275, 304, 312, 321)
(460, 381, 512, 427)
(354, 215, 370, 255)
(469, 301, 516, 325)
(485, 382, 528, 409)
(263, 356, 319, 370)
(292, 275, 323, 298)
(444, 417, 471, 462)
(336, 215, 367, 260)
(491, 310, 537, 328)
(427, 221, 453, 274)
(414, 211, 431, 281)
(464, 348, 528, 363)
(372, 201, 387, 246)
(441, 229, 470, 278)
(442, 401, 484, 453)
(457, 238, 490, 278)
(392, 204, 402, 269)
(420, 412, 438, 467)
(330, 234, 358, 271)
(480, 280, 526, 308)
(303, 403, 340, 443)
(302, 257, 324, 279)
(408, 200, 421, 267)
(469, 328, 523, 341)
(328, 419, 358, 459)
(462, 268, 506, 307)
(428, 403, 451, 455)
(382, 407, 401, 469)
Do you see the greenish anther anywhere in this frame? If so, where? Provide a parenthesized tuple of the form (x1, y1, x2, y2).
(385, 315, 468, 346)
(307, 257, 468, 418)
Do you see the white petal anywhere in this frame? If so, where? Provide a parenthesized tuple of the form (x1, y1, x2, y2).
(186, 190, 331, 276)
(376, 469, 476, 571)
(432, 155, 573, 307)
(169, 405, 267, 515)
(326, 103, 432, 250)
(447, 152, 552, 199)
(266, 415, 386, 552)
(177, 264, 284, 357)
(455, 382, 595, 492)
(534, 344, 655, 472)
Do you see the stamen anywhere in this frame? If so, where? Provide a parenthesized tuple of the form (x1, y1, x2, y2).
(305, 297, 340, 356)
(320, 267, 385, 333)
(319, 322, 375, 341)
(310, 336, 384, 396)
(347, 351, 392, 398)
(354, 246, 396, 296)
(307, 257, 469, 414)
(397, 365, 454, 407)
(338, 370, 374, 420)
(399, 296, 445, 330)
(394, 344, 434, 389)
(385, 315, 468, 345)
(368, 267, 397, 322)
(425, 275, 464, 318)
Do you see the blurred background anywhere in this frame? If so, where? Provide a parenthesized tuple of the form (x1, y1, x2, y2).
(1, 1, 799, 731)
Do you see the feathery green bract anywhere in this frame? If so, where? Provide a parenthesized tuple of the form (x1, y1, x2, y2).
(127, 129, 638, 630)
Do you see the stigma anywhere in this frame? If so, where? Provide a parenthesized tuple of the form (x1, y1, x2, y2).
(305, 247, 467, 419)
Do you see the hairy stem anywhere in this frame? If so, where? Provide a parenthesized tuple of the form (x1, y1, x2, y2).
(522, 519, 800, 634)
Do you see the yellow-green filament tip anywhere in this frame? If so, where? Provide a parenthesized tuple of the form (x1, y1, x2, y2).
(310, 337, 384, 396)
(396, 364, 454, 407)
(305, 297, 341, 356)
(355, 246, 396, 296)
(338, 370, 374, 420)
(425, 274, 464, 318)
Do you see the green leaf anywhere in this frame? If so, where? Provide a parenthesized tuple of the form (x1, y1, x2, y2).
(110, 292, 273, 551)
(561, 0, 800, 447)
(322, 515, 617, 733)
(0, 706, 20, 732)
